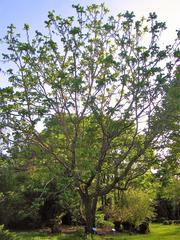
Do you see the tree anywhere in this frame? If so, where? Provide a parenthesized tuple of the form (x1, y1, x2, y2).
(155, 66, 180, 178)
(0, 4, 179, 233)
(159, 177, 180, 220)
(0, 137, 80, 230)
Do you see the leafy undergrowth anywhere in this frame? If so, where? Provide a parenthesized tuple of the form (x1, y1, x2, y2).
(15, 224, 180, 240)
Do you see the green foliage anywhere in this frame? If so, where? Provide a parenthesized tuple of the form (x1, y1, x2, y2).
(107, 189, 155, 227)
(152, 67, 180, 180)
(155, 177, 180, 221)
(163, 220, 174, 225)
(0, 225, 17, 240)
(0, 162, 80, 228)
(0, 166, 42, 228)
(95, 212, 113, 228)
(160, 178, 180, 203)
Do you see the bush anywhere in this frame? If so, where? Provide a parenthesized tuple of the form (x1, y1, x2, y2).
(49, 214, 63, 233)
(106, 189, 155, 230)
(158, 217, 166, 223)
(113, 221, 123, 232)
(0, 225, 17, 240)
(163, 220, 173, 225)
(122, 221, 135, 232)
(174, 220, 180, 224)
(96, 212, 114, 228)
(137, 222, 150, 234)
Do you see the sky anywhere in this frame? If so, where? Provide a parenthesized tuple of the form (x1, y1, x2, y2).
(0, 0, 179, 86)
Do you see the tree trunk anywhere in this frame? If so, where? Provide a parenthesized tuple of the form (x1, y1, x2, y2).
(82, 195, 98, 234)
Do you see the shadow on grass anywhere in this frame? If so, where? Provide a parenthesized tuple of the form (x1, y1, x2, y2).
(17, 231, 87, 240)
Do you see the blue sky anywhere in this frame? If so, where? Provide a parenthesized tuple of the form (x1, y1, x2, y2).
(0, 0, 179, 86)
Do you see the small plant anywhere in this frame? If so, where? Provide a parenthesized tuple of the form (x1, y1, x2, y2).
(0, 225, 17, 240)
(49, 213, 65, 233)
(96, 212, 113, 228)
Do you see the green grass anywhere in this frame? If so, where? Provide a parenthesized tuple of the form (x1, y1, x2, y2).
(15, 224, 180, 240)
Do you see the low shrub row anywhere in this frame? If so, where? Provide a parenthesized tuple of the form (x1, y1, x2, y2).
(113, 221, 150, 234)
(163, 220, 180, 225)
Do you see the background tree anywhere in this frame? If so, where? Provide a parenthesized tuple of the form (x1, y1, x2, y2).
(0, 4, 179, 233)
(0, 139, 79, 230)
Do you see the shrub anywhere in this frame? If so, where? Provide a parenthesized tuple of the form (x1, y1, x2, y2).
(49, 214, 64, 233)
(163, 220, 176, 225)
(0, 225, 17, 240)
(174, 220, 180, 224)
(163, 220, 173, 225)
(122, 221, 135, 232)
(113, 221, 123, 232)
(96, 212, 114, 228)
(106, 189, 155, 230)
(158, 217, 166, 223)
(137, 222, 150, 234)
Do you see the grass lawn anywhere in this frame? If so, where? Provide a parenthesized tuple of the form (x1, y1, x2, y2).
(15, 224, 180, 240)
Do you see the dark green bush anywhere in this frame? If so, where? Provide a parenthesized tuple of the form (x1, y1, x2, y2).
(174, 220, 180, 224)
(169, 220, 174, 224)
(0, 225, 17, 240)
(113, 221, 123, 232)
(163, 220, 173, 225)
(158, 217, 166, 223)
(137, 222, 150, 234)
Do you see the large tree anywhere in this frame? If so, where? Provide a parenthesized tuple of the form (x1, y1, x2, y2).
(151, 66, 180, 180)
(0, 4, 179, 233)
